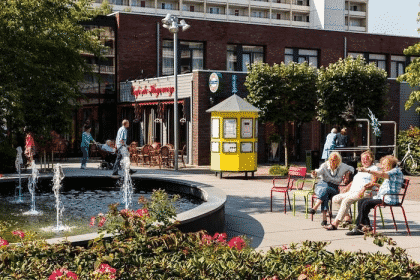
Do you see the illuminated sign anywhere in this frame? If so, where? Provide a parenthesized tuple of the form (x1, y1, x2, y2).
(132, 84, 175, 98)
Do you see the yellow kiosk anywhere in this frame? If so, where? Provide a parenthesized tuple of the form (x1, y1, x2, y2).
(206, 94, 260, 179)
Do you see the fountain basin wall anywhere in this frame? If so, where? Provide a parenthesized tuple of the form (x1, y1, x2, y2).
(0, 174, 226, 246)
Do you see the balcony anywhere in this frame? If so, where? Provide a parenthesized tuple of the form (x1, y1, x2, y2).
(291, 4, 310, 11)
(348, 26, 366, 32)
(271, 2, 291, 10)
(181, 11, 205, 18)
(227, 15, 250, 22)
(292, 20, 309, 27)
(228, 0, 249, 6)
(348, 10, 366, 18)
(92, 65, 115, 74)
(131, 6, 157, 14)
(206, 13, 227, 20)
(271, 18, 291, 25)
(250, 0, 270, 8)
(250, 17, 270, 24)
(207, 0, 228, 4)
(156, 8, 181, 16)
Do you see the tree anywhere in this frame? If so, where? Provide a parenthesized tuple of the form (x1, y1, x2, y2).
(397, 43, 420, 114)
(316, 56, 388, 127)
(245, 62, 318, 166)
(0, 0, 105, 142)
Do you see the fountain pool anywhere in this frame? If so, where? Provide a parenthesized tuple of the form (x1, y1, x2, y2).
(0, 175, 222, 241)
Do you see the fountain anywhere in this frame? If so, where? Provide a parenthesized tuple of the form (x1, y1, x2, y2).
(23, 161, 42, 216)
(120, 147, 133, 210)
(51, 164, 68, 232)
(12, 147, 24, 203)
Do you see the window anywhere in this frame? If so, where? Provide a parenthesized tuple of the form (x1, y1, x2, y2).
(391, 55, 408, 78)
(284, 48, 318, 67)
(235, 9, 239, 16)
(350, 5, 358, 11)
(190, 5, 194, 12)
(209, 7, 220, 14)
(161, 3, 173, 10)
(162, 40, 204, 76)
(348, 52, 364, 59)
(350, 19, 361, 27)
(227, 45, 264, 72)
(369, 54, 386, 71)
(277, 13, 281, 20)
(252, 11, 265, 18)
(141, 1, 145, 7)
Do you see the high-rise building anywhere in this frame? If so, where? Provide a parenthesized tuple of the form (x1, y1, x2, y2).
(92, 0, 368, 32)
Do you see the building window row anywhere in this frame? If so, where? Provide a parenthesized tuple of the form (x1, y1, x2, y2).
(162, 40, 204, 75)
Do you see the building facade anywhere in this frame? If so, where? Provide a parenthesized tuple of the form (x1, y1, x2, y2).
(92, 0, 367, 32)
(101, 12, 419, 165)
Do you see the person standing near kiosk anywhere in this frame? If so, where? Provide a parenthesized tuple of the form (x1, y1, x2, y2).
(112, 120, 136, 176)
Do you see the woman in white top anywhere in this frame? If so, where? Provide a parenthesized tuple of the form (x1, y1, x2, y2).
(324, 150, 378, 230)
(309, 152, 355, 226)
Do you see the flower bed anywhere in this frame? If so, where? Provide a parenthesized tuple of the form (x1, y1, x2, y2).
(1, 190, 419, 279)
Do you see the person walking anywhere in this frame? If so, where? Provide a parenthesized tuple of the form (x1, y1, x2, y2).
(25, 132, 35, 165)
(112, 120, 136, 176)
(322, 128, 338, 160)
(80, 125, 96, 169)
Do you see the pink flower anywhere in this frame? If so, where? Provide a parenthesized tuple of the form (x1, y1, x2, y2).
(49, 268, 78, 280)
(201, 234, 212, 245)
(120, 209, 132, 218)
(135, 208, 149, 218)
(12, 230, 25, 239)
(228, 236, 246, 251)
(98, 263, 117, 274)
(89, 217, 96, 227)
(281, 245, 288, 251)
(0, 238, 9, 247)
(212, 232, 227, 243)
(98, 216, 106, 227)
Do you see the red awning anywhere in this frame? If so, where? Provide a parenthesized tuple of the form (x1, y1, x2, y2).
(131, 100, 184, 106)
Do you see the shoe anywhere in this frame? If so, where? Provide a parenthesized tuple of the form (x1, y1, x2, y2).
(308, 208, 316, 215)
(346, 228, 364, 236)
(325, 224, 337, 230)
(129, 169, 137, 175)
(81, 166, 85, 169)
(321, 220, 328, 226)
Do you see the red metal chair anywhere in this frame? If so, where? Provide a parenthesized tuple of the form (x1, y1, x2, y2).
(271, 166, 307, 213)
(373, 179, 411, 236)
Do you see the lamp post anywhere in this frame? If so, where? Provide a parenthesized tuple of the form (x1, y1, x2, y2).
(162, 14, 190, 170)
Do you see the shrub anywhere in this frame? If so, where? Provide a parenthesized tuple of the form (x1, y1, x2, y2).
(1, 190, 420, 279)
(269, 165, 289, 176)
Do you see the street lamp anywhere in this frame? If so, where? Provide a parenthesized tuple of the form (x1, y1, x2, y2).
(162, 14, 190, 170)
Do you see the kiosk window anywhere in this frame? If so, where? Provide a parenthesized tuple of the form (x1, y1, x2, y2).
(223, 142, 237, 153)
(241, 118, 253, 138)
(223, 119, 237, 138)
(211, 118, 220, 138)
(241, 142, 253, 153)
(211, 142, 219, 152)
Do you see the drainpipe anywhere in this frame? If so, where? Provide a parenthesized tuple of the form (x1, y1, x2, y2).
(157, 22, 160, 77)
(344, 36, 347, 58)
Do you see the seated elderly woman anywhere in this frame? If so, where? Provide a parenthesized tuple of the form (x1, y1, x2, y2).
(102, 140, 116, 153)
(309, 152, 355, 226)
(346, 155, 404, 235)
(324, 150, 379, 230)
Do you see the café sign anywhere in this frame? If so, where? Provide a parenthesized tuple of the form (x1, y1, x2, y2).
(132, 84, 175, 98)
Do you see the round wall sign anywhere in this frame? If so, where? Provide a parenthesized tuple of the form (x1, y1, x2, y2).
(209, 72, 220, 93)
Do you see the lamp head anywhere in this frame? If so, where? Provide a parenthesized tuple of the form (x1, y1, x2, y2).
(162, 14, 172, 25)
(168, 21, 179, 33)
(180, 19, 190, 31)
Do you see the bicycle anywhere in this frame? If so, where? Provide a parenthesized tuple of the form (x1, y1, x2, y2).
(400, 143, 419, 176)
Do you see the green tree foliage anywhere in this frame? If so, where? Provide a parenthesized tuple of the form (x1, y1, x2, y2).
(245, 62, 318, 166)
(0, 0, 104, 140)
(397, 43, 420, 114)
(316, 56, 388, 126)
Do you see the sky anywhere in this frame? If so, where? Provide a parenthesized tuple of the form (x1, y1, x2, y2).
(368, 0, 420, 37)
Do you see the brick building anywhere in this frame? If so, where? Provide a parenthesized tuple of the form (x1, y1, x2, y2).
(75, 12, 420, 165)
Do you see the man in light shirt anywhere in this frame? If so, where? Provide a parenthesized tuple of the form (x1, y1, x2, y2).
(112, 120, 136, 176)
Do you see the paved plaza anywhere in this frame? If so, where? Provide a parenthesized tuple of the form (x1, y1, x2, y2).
(2, 160, 420, 263)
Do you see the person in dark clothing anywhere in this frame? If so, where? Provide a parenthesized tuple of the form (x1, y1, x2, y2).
(336, 128, 348, 148)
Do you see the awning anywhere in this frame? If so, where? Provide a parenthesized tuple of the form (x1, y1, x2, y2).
(131, 100, 184, 106)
